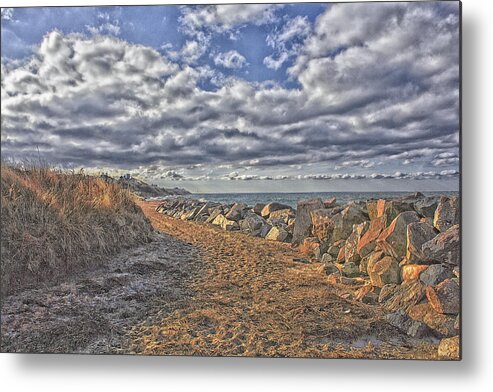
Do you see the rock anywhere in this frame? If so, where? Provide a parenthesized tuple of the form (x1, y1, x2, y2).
(321, 262, 340, 276)
(377, 211, 420, 259)
(211, 214, 239, 231)
(336, 245, 346, 263)
(342, 261, 360, 277)
(344, 221, 369, 264)
(268, 208, 295, 224)
(239, 213, 266, 232)
(321, 253, 334, 264)
(366, 200, 379, 220)
(414, 197, 439, 218)
(261, 202, 292, 218)
(408, 303, 457, 338)
(265, 226, 290, 242)
(434, 196, 460, 232)
(401, 265, 429, 281)
(385, 310, 433, 338)
(299, 237, 328, 259)
(292, 198, 324, 244)
(357, 216, 387, 257)
(454, 314, 460, 331)
(323, 197, 337, 208)
(195, 202, 212, 219)
(206, 207, 224, 223)
(422, 225, 460, 265)
(406, 222, 438, 263)
(379, 284, 398, 303)
(368, 255, 400, 287)
(420, 264, 454, 286)
(328, 240, 345, 258)
(225, 203, 248, 222)
(310, 208, 335, 242)
(253, 203, 266, 216)
(426, 278, 460, 315)
(259, 224, 273, 238)
(438, 336, 460, 359)
(382, 280, 426, 312)
(331, 204, 368, 242)
(453, 266, 460, 279)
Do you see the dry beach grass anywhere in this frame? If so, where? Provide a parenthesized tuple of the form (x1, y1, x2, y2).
(0, 163, 153, 295)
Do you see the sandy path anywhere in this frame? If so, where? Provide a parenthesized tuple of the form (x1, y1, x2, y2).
(1, 232, 202, 354)
(129, 201, 438, 359)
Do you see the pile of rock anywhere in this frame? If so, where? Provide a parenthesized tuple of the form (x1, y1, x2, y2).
(155, 198, 296, 242)
(293, 193, 460, 356)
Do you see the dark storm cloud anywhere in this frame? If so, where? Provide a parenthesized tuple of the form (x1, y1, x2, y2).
(1, 2, 459, 181)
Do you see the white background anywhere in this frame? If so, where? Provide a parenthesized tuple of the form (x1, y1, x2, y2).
(1, 0, 491, 390)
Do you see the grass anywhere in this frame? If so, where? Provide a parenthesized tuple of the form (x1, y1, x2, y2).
(0, 162, 153, 296)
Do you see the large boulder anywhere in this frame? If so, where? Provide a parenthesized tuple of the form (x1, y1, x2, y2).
(299, 237, 328, 259)
(252, 203, 266, 216)
(357, 216, 387, 257)
(206, 207, 224, 223)
(438, 336, 460, 359)
(345, 221, 369, 263)
(377, 211, 420, 259)
(406, 221, 438, 263)
(385, 310, 433, 339)
(368, 254, 400, 287)
(261, 202, 292, 218)
(268, 208, 295, 224)
(331, 204, 368, 242)
(426, 278, 460, 315)
(382, 280, 426, 312)
(366, 200, 380, 220)
(265, 226, 290, 242)
(342, 261, 360, 277)
(211, 214, 239, 231)
(323, 197, 337, 208)
(422, 224, 460, 265)
(414, 197, 439, 219)
(225, 203, 248, 222)
(434, 196, 460, 232)
(408, 303, 458, 338)
(401, 264, 429, 282)
(292, 198, 324, 244)
(239, 212, 266, 233)
(311, 208, 335, 242)
(420, 264, 454, 286)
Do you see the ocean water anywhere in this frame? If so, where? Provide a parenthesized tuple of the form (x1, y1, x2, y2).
(188, 191, 459, 209)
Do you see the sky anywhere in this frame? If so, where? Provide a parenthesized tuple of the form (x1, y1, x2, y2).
(1, 2, 460, 193)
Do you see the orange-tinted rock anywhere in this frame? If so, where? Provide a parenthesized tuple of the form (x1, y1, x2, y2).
(310, 208, 335, 242)
(438, 336, 460, 360)
(366, 200, 379, 220)
(336, 245, 346, 263)
(377, 211, 420, 259)
(299, 237, 327, 260)
(344, 221, 369, 264)
(382, 280, 426, 312)
(368, 255, 400, 287)
(268, 208, 295, 224)
(261, 202, 292, 218)
(331, 204, 368, 242)
(357, 216, 387, 257)
(408, 303, 457, 337)
(401, 264, 429, 281)
(406, 221, 438, 263)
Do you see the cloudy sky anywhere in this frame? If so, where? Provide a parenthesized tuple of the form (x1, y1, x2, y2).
(1, 2, 460, 193)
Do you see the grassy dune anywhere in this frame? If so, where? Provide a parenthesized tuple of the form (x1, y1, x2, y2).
(1, 163, 153, 295)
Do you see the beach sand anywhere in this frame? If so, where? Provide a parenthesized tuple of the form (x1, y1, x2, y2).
(126, 200, 438, 359)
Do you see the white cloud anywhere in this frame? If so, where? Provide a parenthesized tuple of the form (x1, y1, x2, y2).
(1, 8, 14, 21)
(214, 50, 247, 69)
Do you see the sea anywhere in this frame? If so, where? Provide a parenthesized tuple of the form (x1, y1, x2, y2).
(184, 191, 459, 209)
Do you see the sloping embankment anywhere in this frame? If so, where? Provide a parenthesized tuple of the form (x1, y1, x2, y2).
(0, 164, 153, 295)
